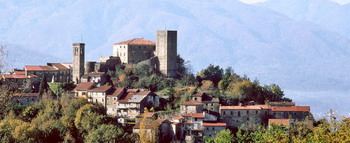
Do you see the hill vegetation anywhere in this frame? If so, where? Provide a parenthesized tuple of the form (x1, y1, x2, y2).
(0, 56, 349, 142)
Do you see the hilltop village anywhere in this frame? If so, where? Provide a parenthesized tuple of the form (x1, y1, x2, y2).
(0, 30, 314, 142)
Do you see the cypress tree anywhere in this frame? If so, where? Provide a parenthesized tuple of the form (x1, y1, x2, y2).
(39, 74, 48, 95)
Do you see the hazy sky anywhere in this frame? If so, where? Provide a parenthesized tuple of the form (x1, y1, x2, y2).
(240, 0, 350, 4)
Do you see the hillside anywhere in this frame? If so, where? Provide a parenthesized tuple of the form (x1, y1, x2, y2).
(1, 0, 350, 114)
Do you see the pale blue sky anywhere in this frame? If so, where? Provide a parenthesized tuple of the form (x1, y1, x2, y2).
(240, 0, 350, 4)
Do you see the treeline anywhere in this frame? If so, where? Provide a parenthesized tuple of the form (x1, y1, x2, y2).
(206, 119, 350, 143)
(0, 93, 136, 143)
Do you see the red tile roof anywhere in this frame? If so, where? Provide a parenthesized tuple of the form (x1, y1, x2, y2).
(268, 119, 291, 126)
(343, 118, 350, 121)
(81, 72, 105, 78)
(110, 88, 125, 97)
(114, 38, 155, 45)
(48, 63, 70, 70)
(181, 100, 204, 105)
(220, 105, 265, 110)
(183, 113, 205, 118)
(118, 92, 135, 102)
(173, 116, 184, 120)
(203, 122, 227, 127)
(271, 106, 310, 112)
(1, 74, 34, 79)
(88, 85, 112, 92)
(25, 66, 56, 71)
(74, 82, 95, 91)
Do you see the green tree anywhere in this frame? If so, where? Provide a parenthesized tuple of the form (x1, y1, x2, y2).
(48, 82, 66, 96)
(74, 104, 105, 136)
(205, 129, 233, 143)
(198, 64, 223, 86)
(85, 124, 124, 143)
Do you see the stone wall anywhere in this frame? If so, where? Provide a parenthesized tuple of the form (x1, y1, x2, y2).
(156, 30, 177, 77)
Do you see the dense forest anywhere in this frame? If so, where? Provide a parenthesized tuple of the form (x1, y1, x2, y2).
(0, 55, 349, 142)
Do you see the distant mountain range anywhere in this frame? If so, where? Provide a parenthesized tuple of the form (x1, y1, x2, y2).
(1, 0, 349, 114)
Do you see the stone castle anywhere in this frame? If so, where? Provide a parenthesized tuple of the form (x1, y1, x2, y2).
(72, 30, 177, 83)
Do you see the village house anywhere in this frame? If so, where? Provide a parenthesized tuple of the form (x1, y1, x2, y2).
(0, 72, 37, 88)
(87, 85, 113, 107)
(192, 93, 220, 116)
(270, 106, 310, 121)
(80, 72, 107, 86)
(114, 89, 160, 119)
(24, 63, 71, 82)
(220, 105, 270, 128)
(180, 100, 204, 114)
(74, 82, 95, 98)
(12, 93, 40, 105)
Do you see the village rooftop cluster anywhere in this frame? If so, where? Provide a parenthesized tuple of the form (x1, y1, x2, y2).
(0, 30, 314, 142)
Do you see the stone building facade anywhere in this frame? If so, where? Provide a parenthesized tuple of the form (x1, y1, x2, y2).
(156, 30, 177, 77)
(113, 38, 156, 64)
(180, 100, 204, 114)
(112, 30, 178, 77)
(220, 105, 270, 128)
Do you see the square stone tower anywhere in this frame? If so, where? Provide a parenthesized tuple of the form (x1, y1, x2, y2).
(156, 30, 177, 77)
(72, 43, 85, 84)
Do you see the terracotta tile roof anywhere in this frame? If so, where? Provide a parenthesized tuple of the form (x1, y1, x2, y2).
(110, 88, 125, 97)
(183, 113, 205, 118)
(13, 93, 40, 97)
(25, 66, 56, 71)
(271, 106, 310, 112)
(48, 63, 70, 70)
(81, 72, 105, 78)
(74, 82, 95, 91)
(268, 119, 291, 126)
(203, 122, 227, 127)
(343, 118, 350, 121)
(181, 100, 204, 105)
(13, 71, 25, 75)
(220, 105, 265, 110)
(118, 92, 135, 102)
(1, 74, 34, 79)
(114, 38, 155, 45)
(173, 116, 184, 120)
(88, 85, 112, 92)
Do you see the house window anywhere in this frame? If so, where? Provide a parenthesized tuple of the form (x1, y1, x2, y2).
(247, 111, 249, 114)
(256, 111, 258, 114)
(238, 111, 240, 117)
(195, 118, 197, 121)
(212, 127, 214, 130)
(223, 111, 226, 115)
(230, 111, 233, 115)
(247, 118, 249, 121)
(102, 99, 104, 102)
(195, 98, 197, 101)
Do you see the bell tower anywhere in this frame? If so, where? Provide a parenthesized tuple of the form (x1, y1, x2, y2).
(72, 43, 85, 84)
